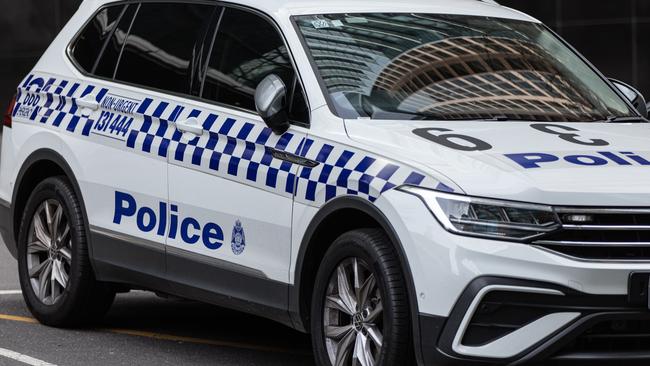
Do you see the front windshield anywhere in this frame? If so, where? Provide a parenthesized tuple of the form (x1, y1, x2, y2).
(295, 13, 635, 122)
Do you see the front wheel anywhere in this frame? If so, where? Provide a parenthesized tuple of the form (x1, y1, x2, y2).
(311, 229, 413, 366)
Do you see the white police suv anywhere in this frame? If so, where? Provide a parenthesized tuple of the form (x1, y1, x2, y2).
(2, 0, 650, 365)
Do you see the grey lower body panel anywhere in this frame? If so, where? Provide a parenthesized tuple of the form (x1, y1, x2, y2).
(90, 227, 293, 328)
(0, 198, 16, 259)
(91, 226, 169, 292)
(166, 246, 291, 326)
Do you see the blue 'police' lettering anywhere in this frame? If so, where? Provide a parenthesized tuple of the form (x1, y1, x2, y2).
(113, 191, 224, 250)
(169, 204, 179, 239)
(504, 153, 559, 169)
(156, 202, 167, 237)
(137, 207, 157, 232)
(598, 151, 632, 165)
(563, 155, 607, 166)
(203, 223, 224, 250)
(505, 151, 650, 169)
(621, 152, 650, 165)
(181, 217, 201, 244)
(113, 191, 136, 223)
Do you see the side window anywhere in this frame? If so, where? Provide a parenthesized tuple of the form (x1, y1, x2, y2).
(202, 8, 308, 122)
(71, 5, 126, 73)
(94, 5, 137, 79)
(114, 3, 216, 95)
(289, 81, 309, 123)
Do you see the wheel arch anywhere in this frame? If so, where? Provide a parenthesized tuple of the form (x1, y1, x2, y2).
(290, 196, 424, 363)
(10, 149, 92, 261)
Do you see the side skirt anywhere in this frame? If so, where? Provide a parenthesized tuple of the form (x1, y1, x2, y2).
(90, 227, 294, 329)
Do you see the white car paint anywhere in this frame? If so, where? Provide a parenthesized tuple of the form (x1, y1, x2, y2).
(346, 120, 650, 205)
(1, 0, 648, 364)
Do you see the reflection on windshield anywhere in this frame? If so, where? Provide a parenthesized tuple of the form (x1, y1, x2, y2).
(296, 14, 634, 122)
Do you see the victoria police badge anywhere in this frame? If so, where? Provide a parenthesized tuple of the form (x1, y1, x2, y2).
(231, 220, 246, 255)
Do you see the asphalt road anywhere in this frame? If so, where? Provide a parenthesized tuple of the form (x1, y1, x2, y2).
(0, 240, 314, 366)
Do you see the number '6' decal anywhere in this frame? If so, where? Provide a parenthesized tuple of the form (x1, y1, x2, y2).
(413, 128, 493, 151)
(530, 123, 609, 146)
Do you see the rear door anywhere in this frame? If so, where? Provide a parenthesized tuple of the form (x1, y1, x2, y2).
(65, 1, 217, 285)
(165, 6, 310, 310)
(62, 3, 171, 284)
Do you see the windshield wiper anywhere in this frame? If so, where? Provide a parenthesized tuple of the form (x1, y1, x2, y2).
(478, 116, 535, 122)
(480, 115, 514, 121)
(603, 116, 649, 123)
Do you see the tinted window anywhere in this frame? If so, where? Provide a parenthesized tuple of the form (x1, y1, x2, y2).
(202, 8, 295, 112)
(115, 3, 215, 95)
(72, 5, 126, 73)
(94, 5, 137, 79)
(289, 81, 309, 123)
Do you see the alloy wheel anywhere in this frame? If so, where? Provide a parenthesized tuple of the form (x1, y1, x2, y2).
(324, 257, 384, 366)
(26, 199, 72, 305)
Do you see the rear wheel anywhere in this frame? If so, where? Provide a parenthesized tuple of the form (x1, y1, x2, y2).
(311, 229, 413, 366)
(17, 176, 115, 326)
(26, 198, 72, 306)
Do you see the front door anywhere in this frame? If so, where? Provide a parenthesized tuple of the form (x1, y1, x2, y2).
(165, 6, 310, 311)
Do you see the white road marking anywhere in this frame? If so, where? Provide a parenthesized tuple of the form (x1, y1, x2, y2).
(0, 290, 21, 295)
(0, 347, 57, 366)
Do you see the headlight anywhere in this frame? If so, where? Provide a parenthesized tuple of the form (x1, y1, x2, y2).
(400, 186, 561, 241)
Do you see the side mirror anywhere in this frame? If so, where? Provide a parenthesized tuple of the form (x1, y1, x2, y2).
(255, 74, 290, 135)
(610, 78, 648, 118)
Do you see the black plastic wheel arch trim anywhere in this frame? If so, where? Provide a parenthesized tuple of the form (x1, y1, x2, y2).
(10, 149, 92, 262)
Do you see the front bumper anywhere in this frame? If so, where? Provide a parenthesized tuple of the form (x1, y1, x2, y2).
(375, 191, 650, 365)
(420, 277, 650, 365)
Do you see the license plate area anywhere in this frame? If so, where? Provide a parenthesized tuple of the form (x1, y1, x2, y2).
(629, 272, 650, 309)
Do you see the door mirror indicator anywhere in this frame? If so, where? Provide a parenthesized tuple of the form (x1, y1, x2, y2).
(255, 74, 289, 135)
(610, 78, 648, 118)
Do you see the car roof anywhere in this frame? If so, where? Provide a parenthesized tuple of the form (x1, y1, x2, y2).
(85, 0, 538, 22)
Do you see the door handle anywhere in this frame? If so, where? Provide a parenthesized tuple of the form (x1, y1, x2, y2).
(175, 117, 204, 136)
(77, 94, 100, 111)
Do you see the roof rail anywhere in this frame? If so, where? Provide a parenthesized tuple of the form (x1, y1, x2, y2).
(480, 0, 500, 4)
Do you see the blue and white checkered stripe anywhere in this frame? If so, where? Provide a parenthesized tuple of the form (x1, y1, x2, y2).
(15, 74, 108, 137)
(126, 97, 304, 198)
(14, 73, 453, 204)
(294, 139, 447, 203)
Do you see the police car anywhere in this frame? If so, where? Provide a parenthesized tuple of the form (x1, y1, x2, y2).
(1, 0, 650, 365)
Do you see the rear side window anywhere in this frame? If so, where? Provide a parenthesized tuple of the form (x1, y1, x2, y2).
(94, 5, 137, 79)
(202, 8, 295, 112)
(70, 3, 308, 122)
(71, 4, 126, 73)
(114, 3, 215, 95)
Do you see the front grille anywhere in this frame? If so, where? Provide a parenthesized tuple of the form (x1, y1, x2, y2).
(554, 319, 650, 359)
(534, 208, 650, 261)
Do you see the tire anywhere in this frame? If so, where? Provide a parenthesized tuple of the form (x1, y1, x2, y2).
(17, 176, 115, 327)
(311, 228, 413, 366)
